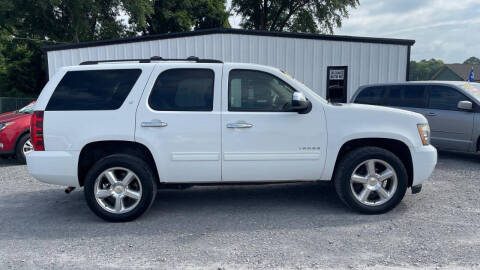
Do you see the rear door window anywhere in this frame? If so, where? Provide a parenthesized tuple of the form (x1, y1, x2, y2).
(354, 86, 386, 105)
(429, 86, 469, 111)
(385, 85, 427, 108)
(148, 69, 214, 111)
(46, 69, 142, 111)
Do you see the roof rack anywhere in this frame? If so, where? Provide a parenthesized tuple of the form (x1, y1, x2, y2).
(79, 56, 223, 65)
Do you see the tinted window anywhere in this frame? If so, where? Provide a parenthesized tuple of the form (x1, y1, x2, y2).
(355, 86, 386, 105)
(385, 85, 427, 108)
(46, 69, 141, 111)
(429, 86, 469, 110)
(149, 69, 214, 111)
(229, 70, 295, 112)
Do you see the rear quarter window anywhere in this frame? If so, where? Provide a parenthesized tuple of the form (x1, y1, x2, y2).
(46, 69, 142, 111)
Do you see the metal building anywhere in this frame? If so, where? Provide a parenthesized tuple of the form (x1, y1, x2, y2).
(43, 28, 415, 102)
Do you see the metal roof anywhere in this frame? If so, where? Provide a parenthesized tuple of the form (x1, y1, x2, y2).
(42, 28, 415, 52)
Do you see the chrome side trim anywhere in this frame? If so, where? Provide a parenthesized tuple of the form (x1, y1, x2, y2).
(171, 152, 220, 161)
(223, 152, 321, 161)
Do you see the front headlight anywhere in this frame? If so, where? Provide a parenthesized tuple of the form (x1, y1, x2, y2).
(0, 121, 14, 131)
(417, 123, 430, 146)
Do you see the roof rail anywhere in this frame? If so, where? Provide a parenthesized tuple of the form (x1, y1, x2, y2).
(79, 56, 223, 65)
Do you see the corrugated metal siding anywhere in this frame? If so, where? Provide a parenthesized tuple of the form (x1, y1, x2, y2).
(47, 33, 408, 99)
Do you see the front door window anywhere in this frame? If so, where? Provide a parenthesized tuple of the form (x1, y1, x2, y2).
(228, 69, 295, 112)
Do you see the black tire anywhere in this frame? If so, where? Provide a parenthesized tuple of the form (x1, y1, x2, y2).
(84, 154, 157, 222)
(334, 146, 408, 214)
(15, 134, 30, 164)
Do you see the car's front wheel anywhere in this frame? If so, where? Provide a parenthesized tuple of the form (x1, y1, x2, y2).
(334, 147, 408, 214)
(84, 154, 157, 222)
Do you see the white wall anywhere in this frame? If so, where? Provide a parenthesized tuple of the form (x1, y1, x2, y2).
(47, 33, 408, 99)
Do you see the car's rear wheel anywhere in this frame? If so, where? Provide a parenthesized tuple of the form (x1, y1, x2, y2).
(334, 147, 408, 214)
(15, 134, 32, 164)
(84, 154, 157, 222)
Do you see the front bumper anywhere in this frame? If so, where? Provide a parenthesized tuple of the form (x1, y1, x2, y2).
(26, 150, 80, 187)
(0, 131, 15, 153)
(411, 145, 437, 186)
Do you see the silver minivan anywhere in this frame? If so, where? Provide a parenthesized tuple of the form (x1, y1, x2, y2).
(351, 81, 480, 153)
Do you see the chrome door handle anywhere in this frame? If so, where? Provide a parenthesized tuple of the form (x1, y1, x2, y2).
(227, 122, 253, 128)
(141, 121, 168, 127)
(426, 112, 436, 117)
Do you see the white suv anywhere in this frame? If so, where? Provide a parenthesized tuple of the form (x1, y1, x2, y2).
(27, 57, 437, 222)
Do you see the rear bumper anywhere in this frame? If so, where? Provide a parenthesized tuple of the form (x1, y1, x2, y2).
(411, 145, 437, 186)
(26, 150, 80, 187)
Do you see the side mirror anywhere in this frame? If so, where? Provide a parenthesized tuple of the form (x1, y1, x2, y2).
(457, 100, 473, 111)
(291, 92, 312, 114)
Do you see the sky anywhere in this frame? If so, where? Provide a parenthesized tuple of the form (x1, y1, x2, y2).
(227, 0, 480, 63)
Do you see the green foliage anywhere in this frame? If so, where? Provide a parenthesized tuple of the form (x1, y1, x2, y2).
(0, 0, 156, 97)
(141, 0, 230, 34)
(0, 31, 45, 97)
(289, 9, 319, 33)
(0, 0, 154, 43)
(0, 0, 230, 96)
(409, 59, 445, 81)
(463, 56, 480, 65)
(194, 0, 231, 30)
(231, 0, 359, 33)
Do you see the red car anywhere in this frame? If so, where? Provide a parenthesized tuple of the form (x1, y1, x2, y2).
(0, 101, 35, 163)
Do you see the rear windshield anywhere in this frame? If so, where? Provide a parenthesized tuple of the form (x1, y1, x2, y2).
(46, 69, 142, 111)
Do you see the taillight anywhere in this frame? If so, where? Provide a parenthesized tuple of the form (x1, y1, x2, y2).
(31, 111, 44, 151)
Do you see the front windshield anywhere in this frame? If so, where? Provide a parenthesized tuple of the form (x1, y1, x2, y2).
(279, 70, 327, 104)
(460, 83, 480, 101)
(18, 102, 35, 114)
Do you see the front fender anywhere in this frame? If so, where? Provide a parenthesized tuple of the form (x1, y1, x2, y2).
(320, 132, 416, 181)
(320, 103, 425, 181)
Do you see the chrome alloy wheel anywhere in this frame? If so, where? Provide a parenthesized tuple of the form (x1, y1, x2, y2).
(350, 159, 398, 206)
(22, 139, 33, 155)
(94, 167, 143, 214)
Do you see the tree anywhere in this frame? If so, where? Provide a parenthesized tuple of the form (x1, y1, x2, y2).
(141, 0, 230, 35)
(0, 0, 154, 97)
(194, 0, 231, 30)
(289, 9, 319, 33)
(0, 31, 46, 97)
(463, 57, 480, 65)
(231, 0, 359, 33)
(409, 59, 444, 81)
(0, 0, 154, 43)
(0, 0, 230, 97)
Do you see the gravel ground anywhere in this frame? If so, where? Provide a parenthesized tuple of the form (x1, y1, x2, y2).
(0, 151, 480, 269)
